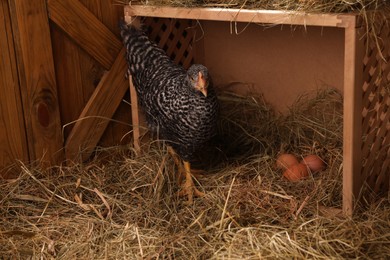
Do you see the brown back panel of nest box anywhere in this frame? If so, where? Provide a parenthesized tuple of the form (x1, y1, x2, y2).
(200, 21, 345, 112)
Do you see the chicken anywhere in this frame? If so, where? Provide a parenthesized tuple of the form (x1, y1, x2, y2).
(120, 20, 219, 203)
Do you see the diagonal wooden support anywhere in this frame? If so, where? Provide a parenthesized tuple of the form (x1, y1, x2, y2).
(65, 48, 129, 162)
(47, 0, 122, 70)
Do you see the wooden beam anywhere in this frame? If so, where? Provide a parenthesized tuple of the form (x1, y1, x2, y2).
(0, 0, 29, 175)
(129, 76, 140, 153)
(124, 5, 354, 28)
(65, 48, 129, 161)
(47, 0, 122, 70)
(9, 0, 63, 166)
(342, 18, 364, 216)
(125, 15, 149, 154)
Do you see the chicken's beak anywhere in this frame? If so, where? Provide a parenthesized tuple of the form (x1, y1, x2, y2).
(196, 71, 208, 97)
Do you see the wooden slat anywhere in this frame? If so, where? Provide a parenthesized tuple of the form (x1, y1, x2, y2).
(125, 5, 355, 28)
(50, 26, 88, 139)
(0, 0, 29, 175)
(342, 23, 364, 216)
(48, 0, 122, 70)
(129, 76, 141, 153)
(65, 48, 129, 161)
(9, 0, 63, 166)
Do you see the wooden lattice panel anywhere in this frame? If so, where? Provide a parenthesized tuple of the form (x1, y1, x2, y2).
(143, 17, 195, 69)
(361, 19, 390, 194)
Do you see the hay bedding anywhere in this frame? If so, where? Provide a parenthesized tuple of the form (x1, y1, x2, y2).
(1, 89, 390, 259)
(1, 2, 388, 260)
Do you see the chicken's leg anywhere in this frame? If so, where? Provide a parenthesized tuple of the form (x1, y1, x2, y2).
(178, 161, 205, 204)
(167, 146, 205, 204)
(167, 146, 184, 184)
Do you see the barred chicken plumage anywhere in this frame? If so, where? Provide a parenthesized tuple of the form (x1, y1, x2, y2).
(120, 20, 219, 203)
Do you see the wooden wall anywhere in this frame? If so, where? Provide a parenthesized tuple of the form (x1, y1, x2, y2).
(0, 0, 131, 175)
(0, 0, 29, 176)
(48, 0, 131, 161)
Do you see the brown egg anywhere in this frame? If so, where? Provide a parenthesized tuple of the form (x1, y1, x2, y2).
(283, 163, 309, 182)
(276, 153, 299, 170)
(301, 155, 325, 173)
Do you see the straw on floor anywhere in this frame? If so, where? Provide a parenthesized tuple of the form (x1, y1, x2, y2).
(1, 89, 389, 259)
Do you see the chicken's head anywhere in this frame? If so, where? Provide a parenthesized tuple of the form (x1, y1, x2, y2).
(187, 64, 210, 97)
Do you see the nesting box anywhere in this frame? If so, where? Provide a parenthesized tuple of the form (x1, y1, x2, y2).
(124, 5, 390, 215)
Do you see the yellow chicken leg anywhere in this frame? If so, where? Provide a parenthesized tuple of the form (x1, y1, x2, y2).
(178, 161, 205, 204)
(167, 146, 184, 184)
(167, 146, 205, 203)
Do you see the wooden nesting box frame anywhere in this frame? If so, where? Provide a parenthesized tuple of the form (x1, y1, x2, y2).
(124, 5, 388, 215)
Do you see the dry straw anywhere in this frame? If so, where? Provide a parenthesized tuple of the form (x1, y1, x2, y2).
(1, 1, 389, 258)
(1, 89, 390, 258)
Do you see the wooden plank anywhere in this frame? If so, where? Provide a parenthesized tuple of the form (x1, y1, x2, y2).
(342, 21, 364, 215)
(50, 26, 88, 139)
(125, 15, 148, 152)
(79, 0, 122, 34)
(47, 0, 122, 70)
(65, 48, 129, 161)
(0, 0, 29, 175)
(129, 76, 141, 153)
(9, 0, 63, 166)
(125, 5, 354, 28)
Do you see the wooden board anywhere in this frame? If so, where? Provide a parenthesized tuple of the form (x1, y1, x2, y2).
(0, 0, 29, 175)
(9, 0, 63, 166)
(50, 25, 89, 140)
(342, 24, 364, 215)
(79, 0, 122, 35)
(125, 5, 356, 28)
